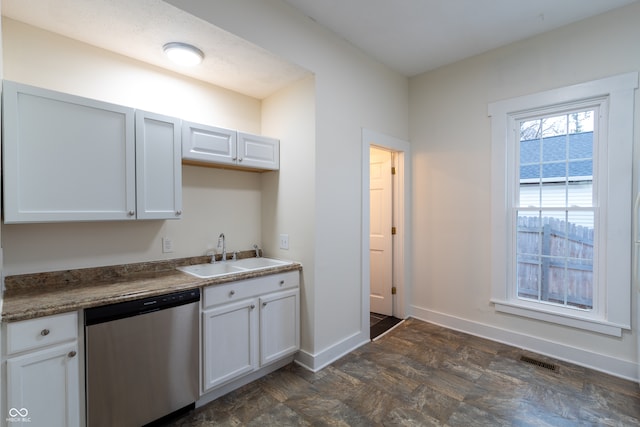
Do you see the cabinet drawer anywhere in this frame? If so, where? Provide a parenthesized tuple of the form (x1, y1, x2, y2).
(6, 312, 78, 355)
(203, 271, 299, 309)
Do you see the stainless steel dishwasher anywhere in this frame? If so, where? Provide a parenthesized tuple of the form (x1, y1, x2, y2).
(85, 288, 200, 427)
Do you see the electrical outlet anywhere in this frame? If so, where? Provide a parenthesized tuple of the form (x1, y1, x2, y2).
(279, 234, 289, 250)
(162, 237, 174, 253)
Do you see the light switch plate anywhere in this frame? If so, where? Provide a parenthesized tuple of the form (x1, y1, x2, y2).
(279, 234, 289, 250)
(162, 237, 174, 253)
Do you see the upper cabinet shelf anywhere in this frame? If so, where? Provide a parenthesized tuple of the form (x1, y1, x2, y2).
(2, 81, 182, 223)
(182, 121, 279, 172)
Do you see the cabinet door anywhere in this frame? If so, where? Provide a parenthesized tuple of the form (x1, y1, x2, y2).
(237, 132, 280, 170)
(2, 81, 136, 223)
(135, 110, 182, 219)
(182, 121, 237, 166)
(6, 342, 80, 427)
(202, 298, 258, 392)
(259, 288, 300, 366)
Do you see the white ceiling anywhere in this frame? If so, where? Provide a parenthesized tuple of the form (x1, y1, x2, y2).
(1, 0, 310, 99)
(283, 0, 639, 76)
(2, 0, 637, 98)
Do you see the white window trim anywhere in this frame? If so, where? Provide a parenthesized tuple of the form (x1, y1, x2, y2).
(488, 72, 638, 337)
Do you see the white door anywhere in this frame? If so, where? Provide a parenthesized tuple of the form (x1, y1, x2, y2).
(135, 110, 182, 220)
(259, 288, 300, 366)
(369, 146, 393, 315)
(6, 343, 80, 427)
(201, 299, 258, 392)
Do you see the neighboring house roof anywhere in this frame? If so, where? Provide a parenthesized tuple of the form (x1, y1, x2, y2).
(520, 131, 593, 180)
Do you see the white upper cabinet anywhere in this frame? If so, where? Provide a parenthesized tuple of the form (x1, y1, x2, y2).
(2, 81, 136, 223)
(135, 111, 182, 220)
(238, 131, 280, 171)
(182, 121, 237, 167)
(2, 81, 183, 222)
(182, 121, 279, 171)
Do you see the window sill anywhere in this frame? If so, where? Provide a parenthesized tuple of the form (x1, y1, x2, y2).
(491, 299, 628, 337)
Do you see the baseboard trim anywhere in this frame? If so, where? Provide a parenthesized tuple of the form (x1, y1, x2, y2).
(295, 330, 369, 372)
(411, 305, 638, 382)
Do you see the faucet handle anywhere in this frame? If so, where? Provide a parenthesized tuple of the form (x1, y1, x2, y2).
(253, 244, 261, 258)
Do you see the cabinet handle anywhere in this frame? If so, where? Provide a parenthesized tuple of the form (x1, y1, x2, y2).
(40, 329, 50, 336)
(128, 210, 135, 216)
(250, 304, 255, 310)
(68, 351, 77, 358)
(229, 290, 235, 297)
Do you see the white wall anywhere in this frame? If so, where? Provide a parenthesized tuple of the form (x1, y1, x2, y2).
(167, 0, 409, 364)
(409, 3, 640, 379)
(262, 75, 316, 351)
(1, 18, 266, 274)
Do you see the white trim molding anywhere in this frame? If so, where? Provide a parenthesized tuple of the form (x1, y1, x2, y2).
(411, 305, 638, 382)
(488, 72, 638, 335)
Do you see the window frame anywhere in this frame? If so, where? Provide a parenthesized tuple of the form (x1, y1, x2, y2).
(488, 73, 637, 337)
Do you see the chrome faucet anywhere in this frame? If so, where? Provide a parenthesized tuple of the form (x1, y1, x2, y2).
(218, 233, 226, 262)
(253, 244, 261, 258)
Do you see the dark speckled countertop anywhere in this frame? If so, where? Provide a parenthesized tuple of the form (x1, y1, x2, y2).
(1, 253, 302, 322)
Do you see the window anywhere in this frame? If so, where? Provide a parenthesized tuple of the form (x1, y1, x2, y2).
(489, 73, 637, 336)
(517, 107, 596, 310)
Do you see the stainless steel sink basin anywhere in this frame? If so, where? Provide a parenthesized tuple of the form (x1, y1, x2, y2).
(177, 257, 292, 279)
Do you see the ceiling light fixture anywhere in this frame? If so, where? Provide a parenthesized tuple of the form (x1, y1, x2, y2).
(163, 42, 204, 66)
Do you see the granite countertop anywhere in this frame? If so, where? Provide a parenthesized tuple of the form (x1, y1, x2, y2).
(1, 254, 302, 323)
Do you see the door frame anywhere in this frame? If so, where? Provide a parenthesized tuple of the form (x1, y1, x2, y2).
(361, 128, 411, 332)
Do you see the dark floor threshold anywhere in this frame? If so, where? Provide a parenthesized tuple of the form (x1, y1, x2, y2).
(370, 316, 402, 340)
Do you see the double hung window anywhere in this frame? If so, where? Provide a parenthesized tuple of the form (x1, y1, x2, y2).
(489, 73, 637, 336)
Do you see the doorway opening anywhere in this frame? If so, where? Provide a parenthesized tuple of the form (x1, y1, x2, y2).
(362, 129, 411, 341)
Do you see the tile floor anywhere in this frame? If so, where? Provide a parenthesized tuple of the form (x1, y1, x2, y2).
(166, 318, 640, 426)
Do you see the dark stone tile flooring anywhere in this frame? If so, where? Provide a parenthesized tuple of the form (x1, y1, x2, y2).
(166, 318, 640, 426)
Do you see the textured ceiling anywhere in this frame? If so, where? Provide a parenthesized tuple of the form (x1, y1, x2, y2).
(2, 0, 637, 97)
(1, 0, 311, 99)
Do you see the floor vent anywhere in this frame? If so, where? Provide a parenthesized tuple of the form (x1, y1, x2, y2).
(520, 355, 558, 372)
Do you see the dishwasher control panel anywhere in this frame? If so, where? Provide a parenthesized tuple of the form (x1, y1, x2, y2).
(85, 288, 201, 326)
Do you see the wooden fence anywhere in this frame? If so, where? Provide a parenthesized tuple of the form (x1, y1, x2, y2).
(517, 216, 594, 309)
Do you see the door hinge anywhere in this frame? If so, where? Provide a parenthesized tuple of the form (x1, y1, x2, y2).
(391, 287, 397, 295)
(391, 166, 396, 175)
(391, 226, 397, 235)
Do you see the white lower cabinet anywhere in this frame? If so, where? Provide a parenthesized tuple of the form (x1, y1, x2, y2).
(201, 271, 300, 394)
(202, 298, 259, 390)
(259, 289, 300, 366)
(3, 312, 81, 427)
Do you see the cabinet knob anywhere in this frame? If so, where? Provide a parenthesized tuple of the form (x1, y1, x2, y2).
(176, 210, 182, 216)
(40, 329, 50, 336)
(238, 158, 243, 162)
(279, 280, 285, 286)
(262, 302, 267, 308)
(128, 210, 135, 216)
(229, 290, 235, 297)
(250, 304, 256, 310)
(68, 351, 77, 358)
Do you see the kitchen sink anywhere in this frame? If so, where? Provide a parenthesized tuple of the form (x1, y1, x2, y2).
(177, 257, 292, 279)
(233, 257, 291, 269)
